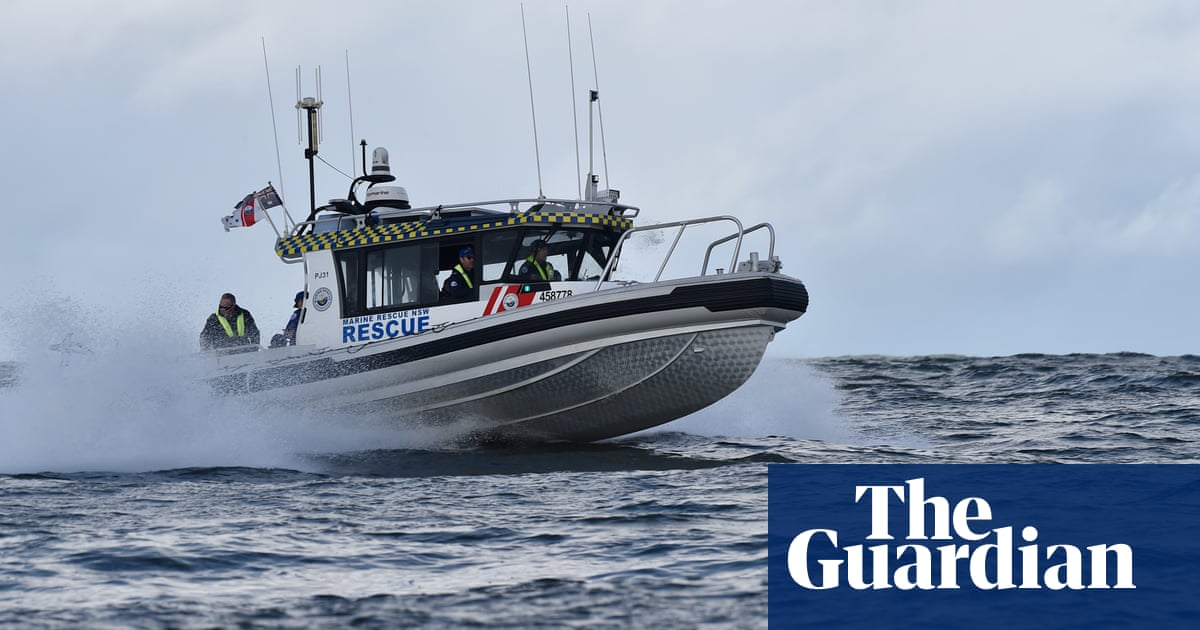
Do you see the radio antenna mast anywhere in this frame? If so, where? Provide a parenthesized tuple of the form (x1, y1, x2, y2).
(566, 5, 582, 199)
(345, 50, 358, 177)
(296, 66, 324, 222)
(261, 37, 292, 232)
(588, 14, 610, 191)
(521, 3, 545, 198)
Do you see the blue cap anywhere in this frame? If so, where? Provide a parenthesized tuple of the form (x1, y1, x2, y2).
(458, 246, 474, 257)
(295, 291, 305, 302)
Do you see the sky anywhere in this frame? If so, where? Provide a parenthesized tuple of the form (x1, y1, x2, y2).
(1, 0, 1198, 359)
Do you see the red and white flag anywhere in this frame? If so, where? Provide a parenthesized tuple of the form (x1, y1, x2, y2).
(222, 185, 285, 231)
(221, 193, 259, 231)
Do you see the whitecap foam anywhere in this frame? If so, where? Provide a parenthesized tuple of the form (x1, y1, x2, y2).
(646, 357, 854, 443)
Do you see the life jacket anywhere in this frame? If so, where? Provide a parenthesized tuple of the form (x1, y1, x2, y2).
(453, 263, 474, 289)
(524, 255, 552, 281)
(216, 310, 246, 337)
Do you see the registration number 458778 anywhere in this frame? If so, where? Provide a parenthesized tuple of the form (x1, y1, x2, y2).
(538, 290, 574, 302)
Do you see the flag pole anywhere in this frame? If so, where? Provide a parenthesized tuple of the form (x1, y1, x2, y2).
(258, 182, 282, 238)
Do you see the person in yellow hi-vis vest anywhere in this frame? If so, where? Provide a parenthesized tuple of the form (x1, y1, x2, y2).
(440, 246, 477, 301)
(517, 240, 562, 283)
(200, 292, 261, 352)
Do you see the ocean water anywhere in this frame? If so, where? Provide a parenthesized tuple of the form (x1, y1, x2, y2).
(1, 352, 1198, 628)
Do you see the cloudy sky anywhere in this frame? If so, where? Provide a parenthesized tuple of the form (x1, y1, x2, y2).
(1, 0, 1197, 359)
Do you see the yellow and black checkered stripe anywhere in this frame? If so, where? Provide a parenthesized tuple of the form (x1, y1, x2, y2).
(275, 212, 633, 258)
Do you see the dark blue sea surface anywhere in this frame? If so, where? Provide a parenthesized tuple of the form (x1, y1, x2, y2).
(1, 353, 1197, 627)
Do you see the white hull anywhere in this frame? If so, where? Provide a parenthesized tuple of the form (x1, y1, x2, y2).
(205, 272, 806, 443)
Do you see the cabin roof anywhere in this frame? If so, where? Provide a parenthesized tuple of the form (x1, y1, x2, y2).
(275, 210, 633, 259)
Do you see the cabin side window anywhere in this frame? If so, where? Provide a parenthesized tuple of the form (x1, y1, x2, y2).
(337, 253, 361, 316)
(336, 242, 438, 317)
(480, 230, 521, 284)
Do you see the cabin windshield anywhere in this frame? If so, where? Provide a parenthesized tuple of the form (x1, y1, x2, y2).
(502, 228, 617, 282)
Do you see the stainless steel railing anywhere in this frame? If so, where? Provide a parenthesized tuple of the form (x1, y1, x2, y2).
(597, 214, 780, 290)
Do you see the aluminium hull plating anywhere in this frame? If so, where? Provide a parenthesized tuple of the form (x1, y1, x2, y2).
(407, 325, 777, 442)
(206, 273, 808, 443)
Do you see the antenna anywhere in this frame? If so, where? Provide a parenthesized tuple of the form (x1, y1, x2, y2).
(566, 5, 582, 200)
(521, 3, 545, 198)
(586, 89, 597, 201)
(295, 67, 302, 148)
(588, 14, 611, 192)
(261, 37, 291, 231)
(315, 67, 324, 145)
(346, 50, 357, 178)
(296, 66, 324, 222)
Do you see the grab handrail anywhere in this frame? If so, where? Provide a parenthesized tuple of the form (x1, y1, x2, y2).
(700, 223, 775, 275)
(596, 215, 746, 291)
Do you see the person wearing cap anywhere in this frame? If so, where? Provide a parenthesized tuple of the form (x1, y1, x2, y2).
(283, 290, 305, 345)
(518, 239, 561, 283)
(270, 291, 304, 348)
(441, 245, 477, 301)
(200, 292, 261, 352)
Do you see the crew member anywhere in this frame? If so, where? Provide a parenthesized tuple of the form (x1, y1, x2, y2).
(272, 290, 304, 348)
(284, 290, 304, 345)
(441, 246, 476, 301)
(200, 292, 261, 351)
(517, 240, 561, 282)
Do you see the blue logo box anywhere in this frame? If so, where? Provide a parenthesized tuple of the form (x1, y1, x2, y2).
(768, 465, 1200, 629)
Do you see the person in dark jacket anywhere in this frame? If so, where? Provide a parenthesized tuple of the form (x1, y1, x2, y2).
(200, 292, 261, 352)
(440, 246, 476, 301)
(271, 291, 304, 348)
(517, 240, 561, 283)
(283, 290, 304, 345)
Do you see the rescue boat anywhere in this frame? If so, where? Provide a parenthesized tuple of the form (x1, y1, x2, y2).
(205, 96, 809, 444)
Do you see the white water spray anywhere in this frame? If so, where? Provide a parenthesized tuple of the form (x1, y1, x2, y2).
(0, 297, 460, 474)
(665, 357, 851, 442)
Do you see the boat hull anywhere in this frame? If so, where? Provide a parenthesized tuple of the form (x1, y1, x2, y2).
(205, 273, 807, 443)
(356, 325, 773, 443)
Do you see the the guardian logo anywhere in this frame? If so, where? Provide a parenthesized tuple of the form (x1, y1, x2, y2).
(788, 478, 1135, 591)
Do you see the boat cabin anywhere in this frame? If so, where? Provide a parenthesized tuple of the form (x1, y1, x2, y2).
(274, 196, 638, 348)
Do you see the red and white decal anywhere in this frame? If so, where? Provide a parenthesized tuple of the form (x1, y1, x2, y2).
(482, 285, 538, 316)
